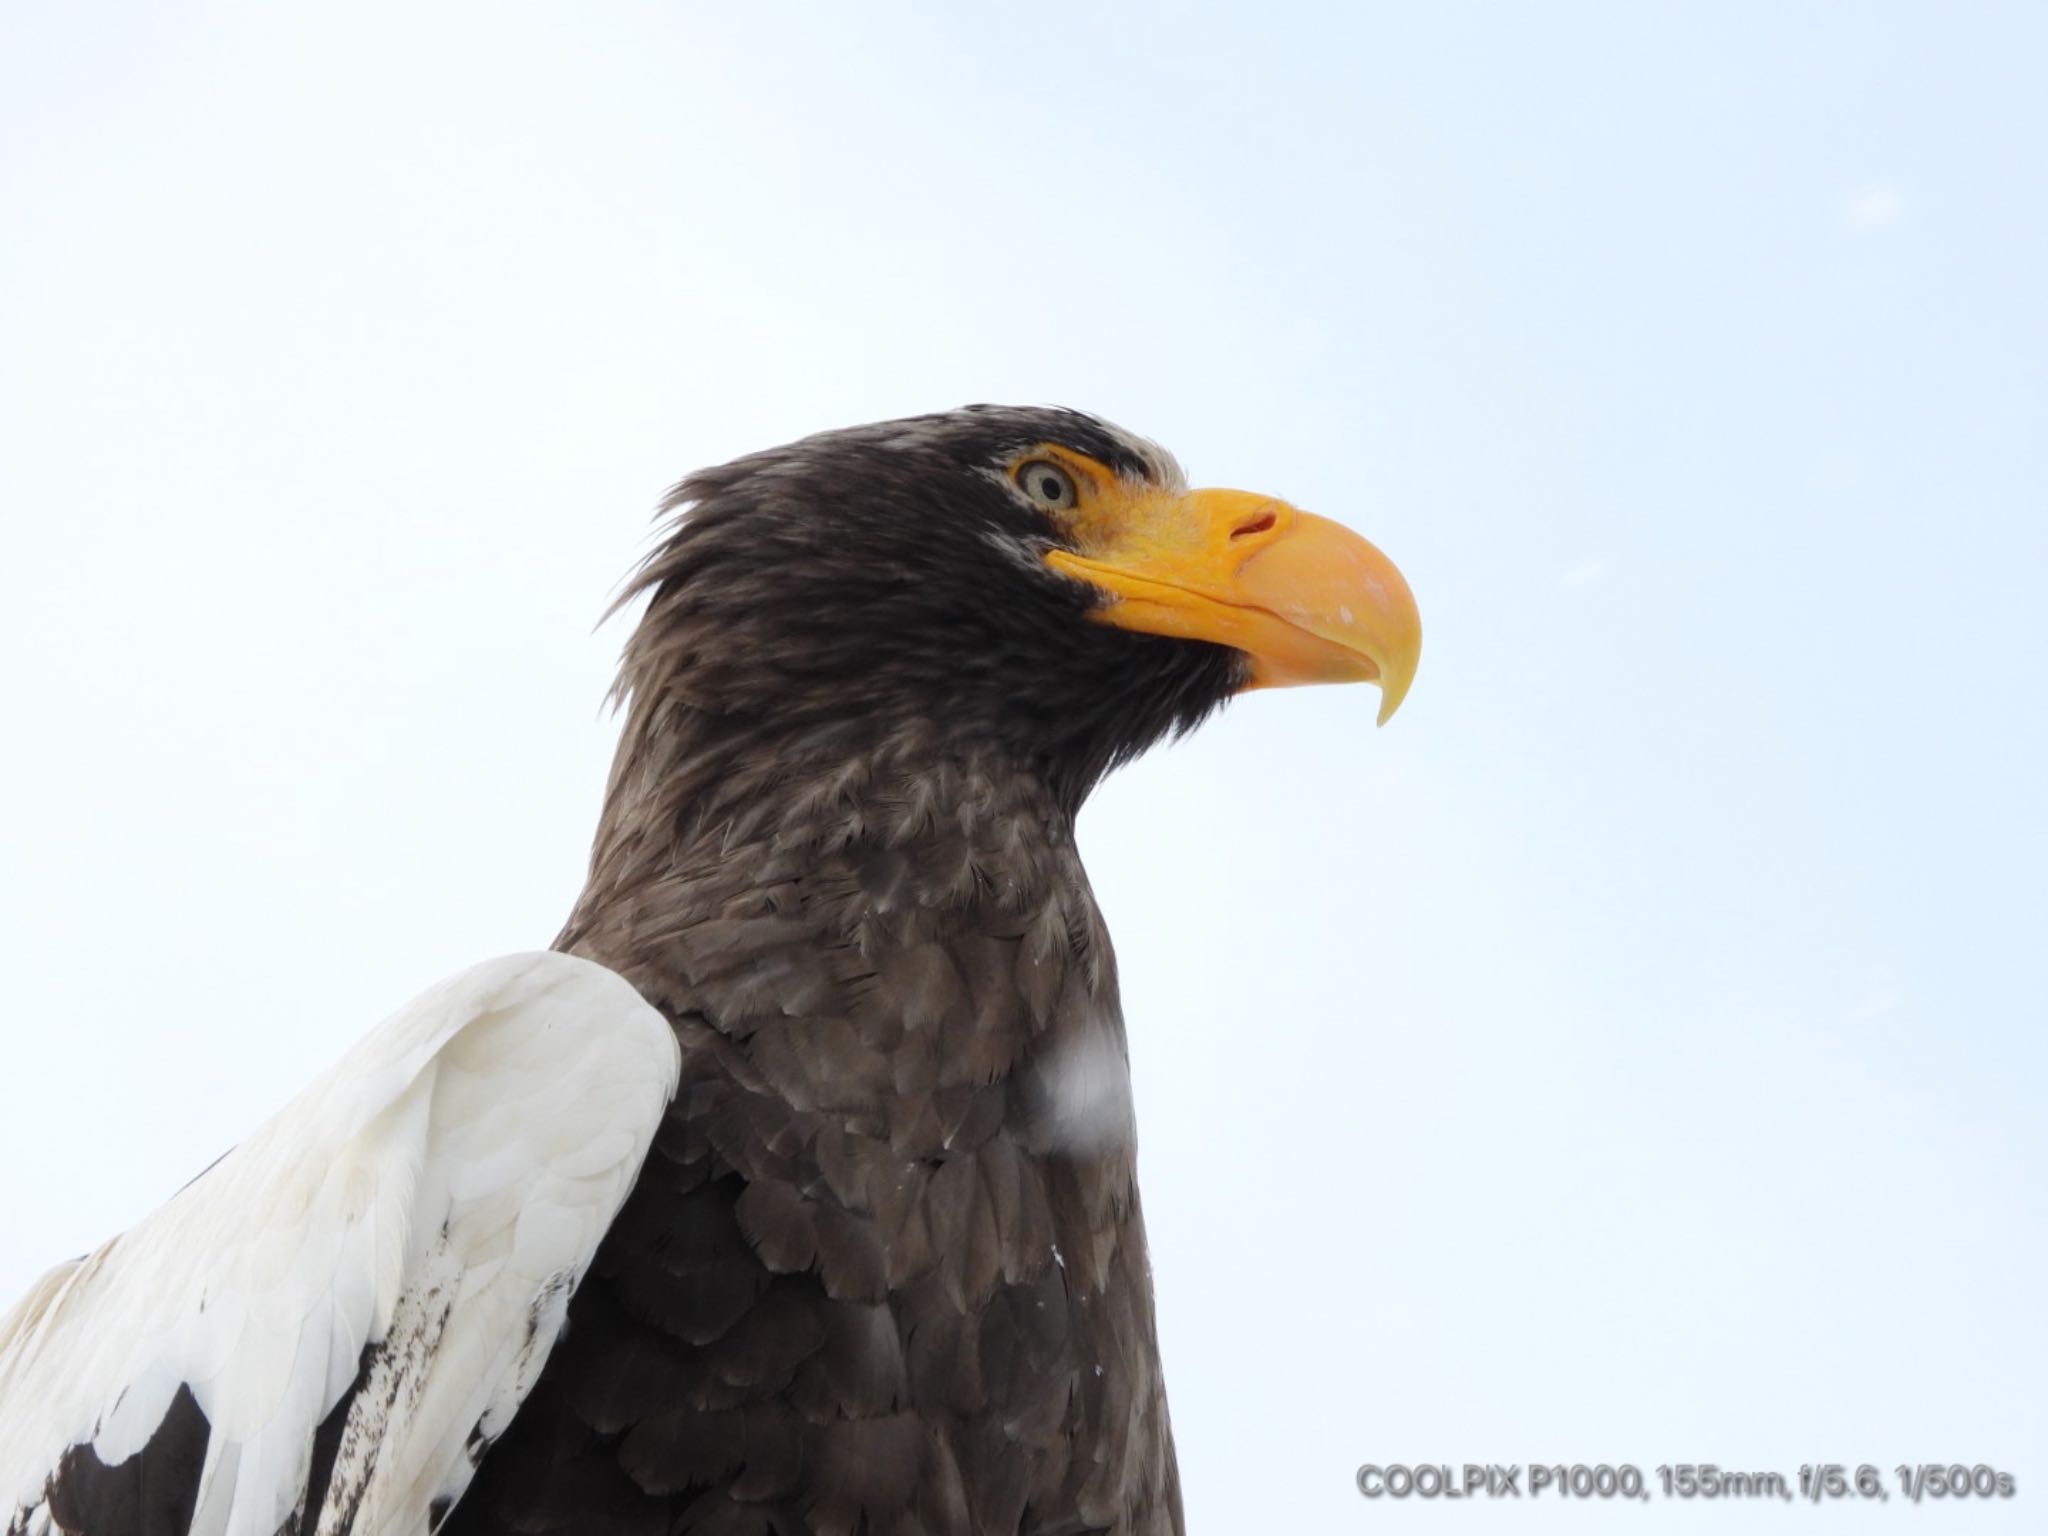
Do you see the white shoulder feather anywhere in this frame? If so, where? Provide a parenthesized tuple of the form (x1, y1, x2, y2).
(0, 952, 679, 1536)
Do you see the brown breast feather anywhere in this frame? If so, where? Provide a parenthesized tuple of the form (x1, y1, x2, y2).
(441, 735, 1186, 1536)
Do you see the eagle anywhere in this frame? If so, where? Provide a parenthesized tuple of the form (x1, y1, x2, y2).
(0, 406, 1420, 1536)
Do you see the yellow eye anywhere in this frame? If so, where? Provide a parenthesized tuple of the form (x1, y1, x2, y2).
(1017, 459, 1078, 512)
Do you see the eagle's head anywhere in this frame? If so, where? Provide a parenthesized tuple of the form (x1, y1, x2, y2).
(610, 405, 1420, 810)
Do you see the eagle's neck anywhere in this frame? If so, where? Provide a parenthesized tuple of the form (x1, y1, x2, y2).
(560, 707, 1080, 962)
(550, 706, 1185, 1533)
(557, 708, 1125, 1155)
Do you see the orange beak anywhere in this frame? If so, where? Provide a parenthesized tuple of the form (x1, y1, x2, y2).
(1045, 487, 1422, 724)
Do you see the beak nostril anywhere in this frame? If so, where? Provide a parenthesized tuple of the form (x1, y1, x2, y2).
(1229, 512, 1277, 542)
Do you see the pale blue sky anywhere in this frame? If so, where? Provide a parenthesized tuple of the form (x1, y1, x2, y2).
(2, 4, 2042, 1529)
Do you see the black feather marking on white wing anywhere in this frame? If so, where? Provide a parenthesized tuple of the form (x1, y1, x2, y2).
(0, 953, 679, 1536)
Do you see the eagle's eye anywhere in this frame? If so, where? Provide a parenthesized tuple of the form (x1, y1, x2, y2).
(1016, 459, 1078, 512)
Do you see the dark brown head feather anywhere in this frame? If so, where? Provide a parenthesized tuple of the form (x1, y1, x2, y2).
(599, 406, 1243, 825)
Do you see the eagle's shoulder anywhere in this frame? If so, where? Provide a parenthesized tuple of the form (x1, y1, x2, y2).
(0, 952, 677, 1536)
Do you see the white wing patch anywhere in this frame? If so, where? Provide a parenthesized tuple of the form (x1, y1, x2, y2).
(0, 953, 679, 1536)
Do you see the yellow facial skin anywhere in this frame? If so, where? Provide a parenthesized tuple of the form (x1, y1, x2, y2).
(1027, 446, 1421, 725)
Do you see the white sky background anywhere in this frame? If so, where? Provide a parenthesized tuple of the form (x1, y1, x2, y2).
(2, 3, 2044, 1529)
